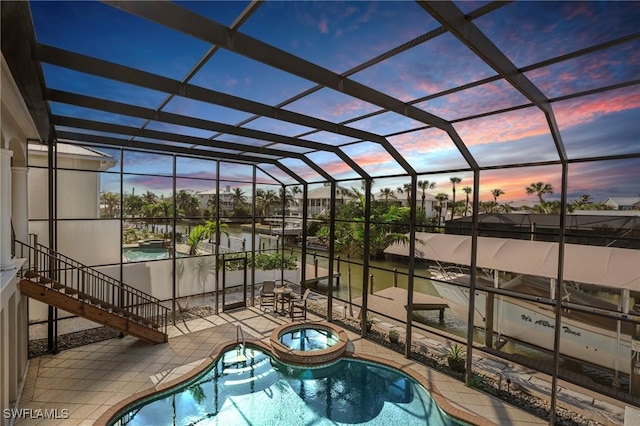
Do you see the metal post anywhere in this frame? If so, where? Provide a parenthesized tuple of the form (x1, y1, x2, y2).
(251, 167, 257, 306)
(119, 147, 124, 327)
(550, 164, 569, 425)
(465, 170, 480, 385)
(361, 179, 372, 337)
(393, 268, 397, 287)
(347, 254, 353, 317)
(300, 184, 308, 290)
(172, 155, 177, 325)
(405, 174, 418, 358)
(327, 181, 337, 322)
(314, 256, 318, 277)
(632, 322, 640, 398)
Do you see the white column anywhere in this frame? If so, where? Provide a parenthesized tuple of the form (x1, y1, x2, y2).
(0, 149, 14, 270)
(11, 166, 28, 245)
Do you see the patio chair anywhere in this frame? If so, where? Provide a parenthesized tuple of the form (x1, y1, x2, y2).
(260, 280, 276, 311)
(289, 288, 311, 320)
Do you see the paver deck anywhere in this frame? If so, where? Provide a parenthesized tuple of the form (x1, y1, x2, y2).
(352, 286, 448, 320)
(13, 302, 621, 426)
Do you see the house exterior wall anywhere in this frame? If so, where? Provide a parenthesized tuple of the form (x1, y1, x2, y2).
(1, 53, 36, 424)
(28, 155, 109, 220)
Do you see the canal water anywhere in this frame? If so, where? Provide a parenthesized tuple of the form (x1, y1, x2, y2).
(216, 225, 625, 390)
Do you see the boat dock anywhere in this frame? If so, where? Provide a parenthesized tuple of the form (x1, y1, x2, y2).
(352, 286, 448, 322)
(301, 264, 341, 287)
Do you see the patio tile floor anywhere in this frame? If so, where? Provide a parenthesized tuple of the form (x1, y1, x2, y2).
(15, 306, 548, 425)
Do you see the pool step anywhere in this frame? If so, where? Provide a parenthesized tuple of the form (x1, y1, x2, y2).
(223, 366, 275, 387)
(221, 347, 262, 365)
(222, 356, 270, 374)
(219, 350, 277, 394)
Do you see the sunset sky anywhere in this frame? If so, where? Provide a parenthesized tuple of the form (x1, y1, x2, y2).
(29, 1, 640, 203)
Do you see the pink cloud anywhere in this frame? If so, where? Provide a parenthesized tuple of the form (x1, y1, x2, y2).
(564, 2, 595, 21)
(329, 98, 375, 118)
(555, 87, 640, 129)
(454, 108, 551, 146)
(389, 128, 454, 153)
(318, 18, 328, 34)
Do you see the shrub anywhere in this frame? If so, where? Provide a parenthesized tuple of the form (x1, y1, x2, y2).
(447, 344, 466, 374)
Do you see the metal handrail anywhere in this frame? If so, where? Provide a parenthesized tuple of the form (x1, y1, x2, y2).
(236, 324, 245, 353)
(15, 240, 169, 336)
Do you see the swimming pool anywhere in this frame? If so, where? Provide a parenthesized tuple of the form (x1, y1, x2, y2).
(109, 346, 467, 426)
(122, 247, 186, 262)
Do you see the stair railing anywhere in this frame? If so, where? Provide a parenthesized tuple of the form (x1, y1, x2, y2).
(15, 239, 169, 336)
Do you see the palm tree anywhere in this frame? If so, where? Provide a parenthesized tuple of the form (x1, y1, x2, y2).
(256, 189, 278, 217)
(231, 187, 247, 204)
(435, 193, 448, 226)
(571, 194, 592, 211)
(290, 185, 301, 214)
(204, 220, 228, 244)
(449, 177, 461, 220)
(491, 189, 505, 212)
(279, 187, 295, 215)
(462, 186, 472, 216)
(417, 180, 436, 211)
(205, 193, 217, 218)
(499, 203, 513, 213)
(141, 190, 158, 205)
(379, 187, 395, 202)
(186, 224, 208, 255)
(154, 197, 173, 238)
(398, 183, 412, 205)
(100, 191, 120, 218)
(360, 178, 375, 192)
(526, 182, 553, 203)
(123, 192, 143, 219)
(176, 189, 200, 218)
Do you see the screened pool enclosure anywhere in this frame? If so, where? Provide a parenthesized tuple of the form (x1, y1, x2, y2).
(2, 1, 639, 422)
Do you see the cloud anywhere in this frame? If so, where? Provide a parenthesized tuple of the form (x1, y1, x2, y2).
(417, 79, 529, 120)
(554, 86, 640, 129)
(318, 18, 328, 34)
(389, 128, 454, 153)
(527, 40, 639, 98)
(454, 107, 552, 147)
(478, 166, 562, 202)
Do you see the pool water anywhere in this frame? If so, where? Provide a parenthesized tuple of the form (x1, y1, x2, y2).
(110, 347, 466, 426)
(122, 247, 186, 262)
(279, 327, 339, 351)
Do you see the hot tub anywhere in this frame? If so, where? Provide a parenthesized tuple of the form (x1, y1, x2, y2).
(270, 321, 348, 366)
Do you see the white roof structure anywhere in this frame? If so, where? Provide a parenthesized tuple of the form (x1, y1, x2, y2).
(384, 232, 640, 291)
(30, 141, 116, 170)
(603, 197, 640, 208)
(296, 185, 352, 200)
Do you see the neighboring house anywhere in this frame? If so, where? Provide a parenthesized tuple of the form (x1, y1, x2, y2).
(603, 197, 640, 211)
(390, 189, 437, 217)
(196, 186, 235, 215)
(28, 142, 117, 220)
(294, 185, 352, 216)
(295, 186, 438, 217)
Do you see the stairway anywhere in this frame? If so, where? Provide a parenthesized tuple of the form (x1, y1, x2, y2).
(16, 240, 169, 344)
